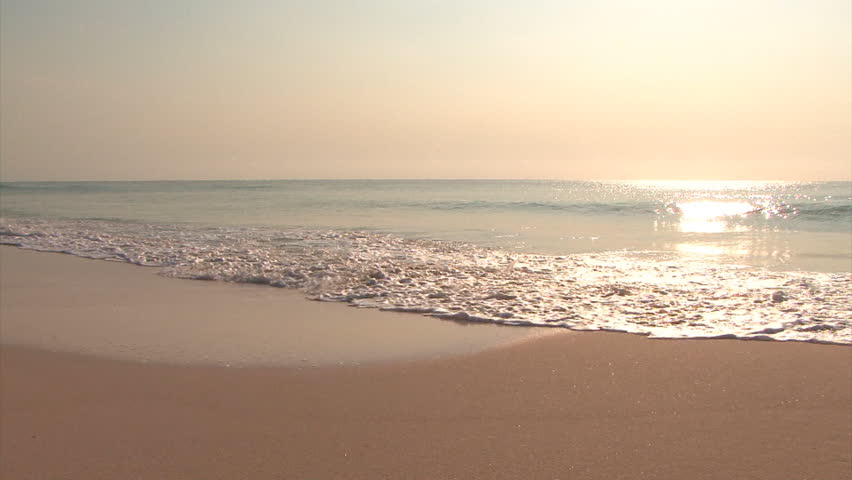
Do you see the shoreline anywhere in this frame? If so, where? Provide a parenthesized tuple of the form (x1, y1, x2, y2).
(0, 246, 551, 366)
(3, 240, 850, 347)
(1, 245, 850, 478)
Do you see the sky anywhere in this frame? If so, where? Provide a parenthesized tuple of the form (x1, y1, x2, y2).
(1, 0, 850, 181)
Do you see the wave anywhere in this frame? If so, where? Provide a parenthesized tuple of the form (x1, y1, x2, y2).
(2, 217, 849, 345)
(421, 200, 850, 219)
(791, 203, 852, 219)
(365, 199, 852, 224)
(388, 200, 658, 215)
(2, 181, 848, 220)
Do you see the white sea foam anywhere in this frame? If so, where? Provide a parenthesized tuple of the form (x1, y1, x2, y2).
(2, 218, 850, 345)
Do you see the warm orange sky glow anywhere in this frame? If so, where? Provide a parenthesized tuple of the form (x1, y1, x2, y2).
(1, 0, 850, 181)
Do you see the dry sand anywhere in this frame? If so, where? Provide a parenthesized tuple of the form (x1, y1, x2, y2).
(1, 247, 850, 479)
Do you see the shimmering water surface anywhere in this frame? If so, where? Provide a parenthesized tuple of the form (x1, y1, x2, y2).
(2, 180, 850, 344)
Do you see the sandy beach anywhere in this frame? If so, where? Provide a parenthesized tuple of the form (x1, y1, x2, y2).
(1, 248, 850, 479)
(4, 0, 851, 476)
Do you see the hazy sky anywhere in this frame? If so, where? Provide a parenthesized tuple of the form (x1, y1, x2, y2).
(1, 0, 850, 181)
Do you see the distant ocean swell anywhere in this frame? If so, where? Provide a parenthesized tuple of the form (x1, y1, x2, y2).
(2, 218, 849, 345)
(397, 199, 851, 221)
(1, 181, 848, 223)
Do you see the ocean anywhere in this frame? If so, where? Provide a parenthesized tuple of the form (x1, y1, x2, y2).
(1, 179, 850, 344)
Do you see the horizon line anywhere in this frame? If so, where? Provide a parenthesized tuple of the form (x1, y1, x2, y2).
(2, 177, 850, 183)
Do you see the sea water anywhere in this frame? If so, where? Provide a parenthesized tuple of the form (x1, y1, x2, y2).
(1, 180, 849, 344)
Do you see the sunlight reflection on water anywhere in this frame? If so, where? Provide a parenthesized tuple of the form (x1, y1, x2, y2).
(656, 199, 791, 261)
(675, 200, 756, 234)
(1, 179, 847, 271)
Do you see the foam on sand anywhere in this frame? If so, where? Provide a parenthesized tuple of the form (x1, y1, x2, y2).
(2, 218, 850, 345)
(0, 246, 551, 366)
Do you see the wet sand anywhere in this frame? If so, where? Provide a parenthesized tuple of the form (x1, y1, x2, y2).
(0, 247, 546, 366)
(1, 248, 850, 479)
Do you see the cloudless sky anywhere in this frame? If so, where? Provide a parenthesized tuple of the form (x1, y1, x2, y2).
(1, 0, 850, 180)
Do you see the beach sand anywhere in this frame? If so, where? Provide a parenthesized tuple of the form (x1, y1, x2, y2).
(1, 248, 850, 479)
(0, 247, 547, 366)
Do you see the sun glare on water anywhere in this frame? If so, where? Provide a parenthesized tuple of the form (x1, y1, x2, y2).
(674, 200, 757, 234)
(663, 200, 760, 257)
(628, 180, 793, 191)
